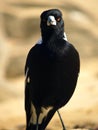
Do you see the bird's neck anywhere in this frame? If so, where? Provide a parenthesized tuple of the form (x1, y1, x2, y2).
(42, 29, 64, 43)
(41, 29, 66, 55)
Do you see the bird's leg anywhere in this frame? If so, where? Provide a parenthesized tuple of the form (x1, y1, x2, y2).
(57, 110, 66, 130)
(36, 114, 39, 130)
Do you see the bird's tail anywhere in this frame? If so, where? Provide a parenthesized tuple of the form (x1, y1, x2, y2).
(38, 109, 56, 130)
(28, 108, 56, 130)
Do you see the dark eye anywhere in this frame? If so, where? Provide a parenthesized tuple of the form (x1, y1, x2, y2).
(56, 17, 61, 22)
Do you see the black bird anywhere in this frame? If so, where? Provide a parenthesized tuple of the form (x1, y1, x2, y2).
(25, 9, 80, 130)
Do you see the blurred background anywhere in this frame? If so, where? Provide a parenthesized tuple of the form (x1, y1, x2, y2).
(0, 0, 98, 130)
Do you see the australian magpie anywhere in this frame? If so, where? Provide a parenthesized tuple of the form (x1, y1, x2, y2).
(25, 9, 80, 130)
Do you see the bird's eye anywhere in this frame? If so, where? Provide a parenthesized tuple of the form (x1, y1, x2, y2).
(56, 17, 61, 22)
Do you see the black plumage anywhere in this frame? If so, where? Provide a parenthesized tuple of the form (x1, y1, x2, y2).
(25, 9, 80, 130)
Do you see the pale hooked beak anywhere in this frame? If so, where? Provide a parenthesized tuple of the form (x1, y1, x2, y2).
(47, 16, 56, 26)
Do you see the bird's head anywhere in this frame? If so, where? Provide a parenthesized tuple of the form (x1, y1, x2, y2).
(40, 9, 64, 42)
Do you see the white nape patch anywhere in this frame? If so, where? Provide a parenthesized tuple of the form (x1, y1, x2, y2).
(63, 32, 68, 41)
(36, 38, 42, 45)
(38, 106, 53, 124)
(30, 103, 37, 124)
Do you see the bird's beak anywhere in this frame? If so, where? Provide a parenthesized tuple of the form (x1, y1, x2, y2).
(47, 16, 56, 26)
